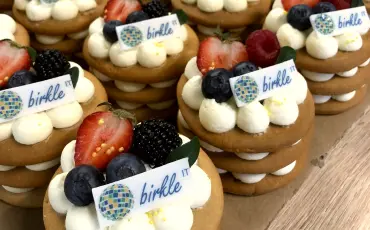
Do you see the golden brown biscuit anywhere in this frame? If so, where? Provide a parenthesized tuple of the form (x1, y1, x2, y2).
(114, 102, 178, 122)
(12, 0, 107, 35)
(177, 75, 315, 153)
(171, 0, 272, 29)
(306, 65, 370, 95)
(0, 166, 57, 188)
(296, 32, 370, 73)
(31, 36, 84, 54)
(220, 139, 310, 196)
(83, 25, 199, 83)
(0, 71, 108, 166)
(178, 121, 314, 174)
(315, 84, 367, 115)
(14, 23, 30, 47)
(104, 81, 177, 103)
(43, 150, 224, 230)
(0, 186, 47, 208)
(365, 1, 370, 14)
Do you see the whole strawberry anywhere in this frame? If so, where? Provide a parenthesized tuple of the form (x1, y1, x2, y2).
(74, 108, 135, 170)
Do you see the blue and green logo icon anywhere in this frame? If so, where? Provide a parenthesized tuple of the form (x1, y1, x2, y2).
(234, 76, 259, 104)
(120, 26, 143, 48)
(99, 184, 135, 221)
(314, 14, 335, 35)
(0, 91, 23, 120)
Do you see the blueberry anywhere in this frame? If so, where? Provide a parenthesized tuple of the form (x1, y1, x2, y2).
(287, 5, 313, 31)
(106, 153, 146, 183)
(64, 165, 105, 206)
(103, 20, 123, 43)
(126, 11, 150, 24)
(201, 68, 233, 103)
(7, 70, 36, 89)
(312, 2, 336, 14)
(232, 61, 258, 76)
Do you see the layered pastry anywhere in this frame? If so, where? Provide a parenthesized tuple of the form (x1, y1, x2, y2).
(177, 30, 315, 195)
(171, 0, 272, 39)
(0, 46, 107, 208)
(264, 0, 370, 114)
(12, 0, 107, 55)
(43, 113, 224, 230)
(84, 0, 199, 121)
(0, 13, 30, 46)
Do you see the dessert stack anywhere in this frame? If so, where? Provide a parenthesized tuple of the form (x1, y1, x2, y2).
(264, 0, 370, 114)
(0, 45, 107, 207)
(177, 29, 315, 195)
(84, 0, 199, 121)
(12, 0, 106, 56)
(171, 0, 272, 39)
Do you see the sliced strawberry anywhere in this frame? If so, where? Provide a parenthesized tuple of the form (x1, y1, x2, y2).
(282, 0, 320, 11)
(74, 110, 134, 170)
(0, 40, 31, 88)
(322, 0, 350, 10)
(197, 37, 248, 75)
(104, 0, 142, 23)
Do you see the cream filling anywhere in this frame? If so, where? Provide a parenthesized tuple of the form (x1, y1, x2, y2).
(2, 185, 34, 194)
(313, 91, 357, 104)
(0, 157, 61, 172)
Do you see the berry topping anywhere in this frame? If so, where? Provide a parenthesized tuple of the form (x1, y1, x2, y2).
(34, 50, 70, 81)
(104, 0, 142, 23)
(287, 4, 313, 31)
(74, 109, 134, 170)
(6, 70, 36, 89)
(246, 30, 280, 68)
(312, 2, 336, 14)
(131, 119, 182, 168)
(64, 165, 105, 206)
(103, 20, 124, 43)
(321, 0, 349, 10)
(282, 0, 319, 11)
(197, 36, 248, 75)
(232, 61, 258, 76)
(0, 40, 31, 88)
(106, 153, 146, 183)
(142, 0, 169, 18)
(201, 68, 233, 103)
(125, 10, 150, 24)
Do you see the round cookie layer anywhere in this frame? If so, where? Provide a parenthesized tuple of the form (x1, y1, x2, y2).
(114, 102, 178, 122)
(12, 0, 107, 35)
(31, 37, 84, 54)
(0, 166, 58, 188)
(83, 25, 199, 83)
(220, 138, 311, 196)
(0, 71, 108, 166)
(178, 121, 313, 174)
(104, 81, 177, 103)
(177, 75, 315, 153)
(315, 84, 368, 115)
(0, 186, 47, 208)
(43, 150, 224, 230)
(296, 32, 370, 73)
(306, 65, 370, 95)
(14, 23, 30, 47)
(171, 0, 272, 29)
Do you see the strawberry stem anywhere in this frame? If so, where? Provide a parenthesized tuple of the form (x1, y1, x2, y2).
(113, 109, 137, 125)
(213, 26, 232, 42)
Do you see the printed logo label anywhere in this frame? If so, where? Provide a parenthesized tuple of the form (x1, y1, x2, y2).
(0, 75, 76, 124)
(229, 60, 296, 107)
(310, 6, 370, 37)
(92, 158, 191, 229)
(116, 14, 181, 50)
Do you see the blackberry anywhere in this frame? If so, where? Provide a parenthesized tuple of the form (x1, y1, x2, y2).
(131, 119, 182, 168)
(34, 50, 70, 81)
(142, 0, 169, 19)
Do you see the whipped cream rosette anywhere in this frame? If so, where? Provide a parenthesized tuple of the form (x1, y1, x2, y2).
(263, 0, 370, 114)
(12, 0, 106, 55)
(0, 14, 29, 46)
(43, 112, 223, 230)
(0, 44, 107, 208)
(171, 0, 272, 39)
(176, 29, 315, 195)
(83, 0, 199, 121)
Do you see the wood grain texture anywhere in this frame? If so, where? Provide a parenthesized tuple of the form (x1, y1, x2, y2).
(267, 106, 370, 230)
